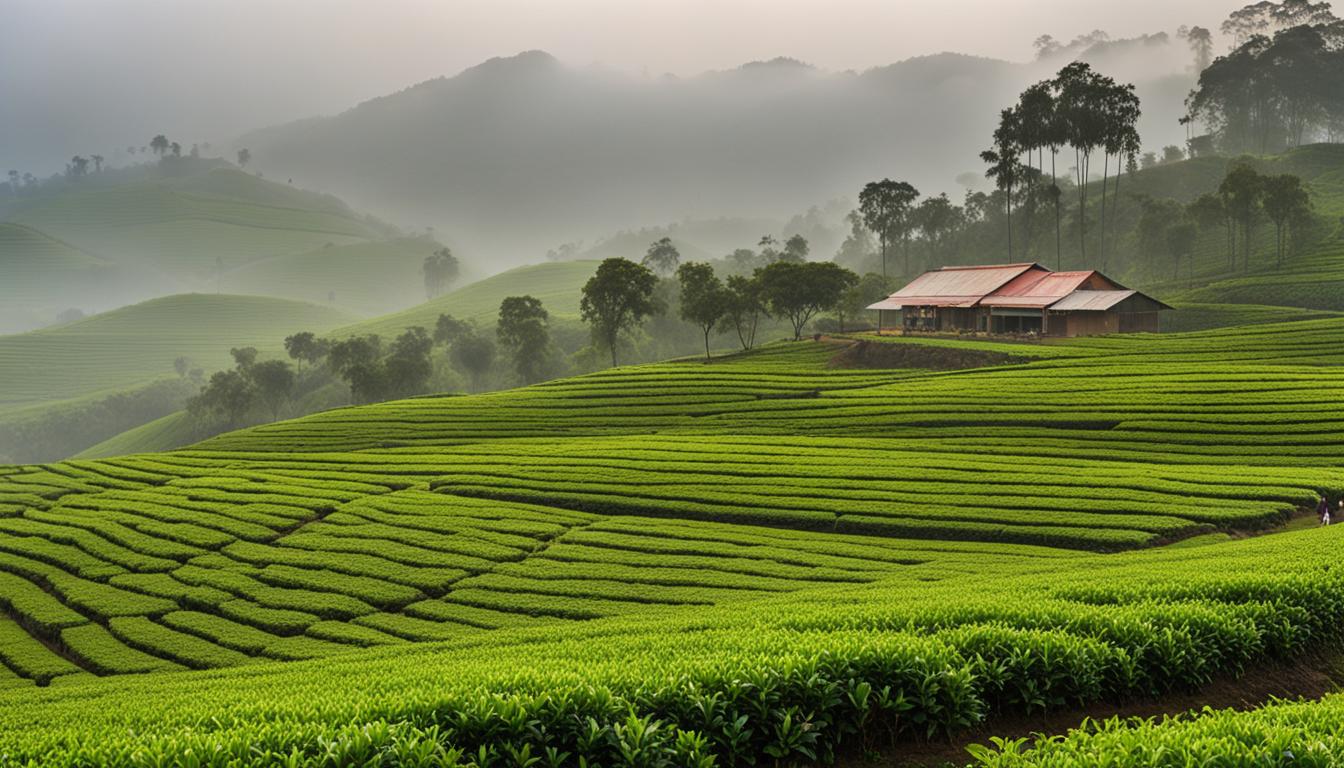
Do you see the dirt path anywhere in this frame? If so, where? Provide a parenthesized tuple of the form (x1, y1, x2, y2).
(838, 650, 1344, 767)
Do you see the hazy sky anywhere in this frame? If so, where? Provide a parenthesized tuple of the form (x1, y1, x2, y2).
(4, 0, 1252, 173)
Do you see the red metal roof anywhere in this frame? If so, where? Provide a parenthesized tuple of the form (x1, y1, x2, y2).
(981, 270, 1111, 308)
(887, 263, 1044, 308)
(871, 263, 1170, 314)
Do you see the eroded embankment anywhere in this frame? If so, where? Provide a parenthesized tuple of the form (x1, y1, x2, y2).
(829, 339, 1034, 371)
(847, 649, 1344, 768)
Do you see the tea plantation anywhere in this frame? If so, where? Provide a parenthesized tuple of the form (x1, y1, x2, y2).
(3, 321, 1344, 765)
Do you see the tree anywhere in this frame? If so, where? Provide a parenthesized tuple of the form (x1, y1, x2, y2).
(1178, 25, 1215, 71)
(283, 331, 328, 374)
(150, 135, 169, 157)
(90, 155, 104, 173)
(1261, 173, 1311, 267)
(450, 333, 495, 391)
(1222, 0, 1337, 47)
(169, 142, 182, 158)
(383, 327, 434, 399)
(580, 258, 660, 367)
(1191, 19, 1344, 153)
(1055, 62, 1109, 261)
(727, 248, 761, 274)
(757, 261, 859, 340)
(757, 235, 781, 263)
(433, 314, 471, 346)
(833, 210, 876, 270)
(422, 248, 459, 299)
(173, 356, 190, 378)
(188, 369, 253, 427)
(1137, 196, 1184, 274)
(1161, 145, 1185, 164)
(719, 274, 768, 350)
(249, 360, 295, 420)
(858, 179, 919, 278)
(915, 194, 958, 265)
(835, 273, 892, 333)
(676, 262, 728, 360)
(641, 237, 681, 277)
(68, 156, 89, 178)
(496, 295, 552, 384)
(779, 234, 809, 263)
(1017, 79, 1066, 268)
(328, 335, 384, 404)
(1188, 192, 1235, 269)
(981, 107, 1024, 259)
(1219, 164, 1265, 270)
(237, 148, 251, 168)
(230, 346, 259, 370)
(1165, 221, 1199, 281)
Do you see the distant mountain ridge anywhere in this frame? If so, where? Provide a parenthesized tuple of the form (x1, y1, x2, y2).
(238, 48, 1194, 270)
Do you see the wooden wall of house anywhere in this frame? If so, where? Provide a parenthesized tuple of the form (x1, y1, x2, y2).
(1061, 313, 1118, 337)
(1118, 312, 1160, 333)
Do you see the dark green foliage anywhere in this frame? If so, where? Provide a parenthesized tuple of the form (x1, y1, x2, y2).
(580, 258, 660, 367)
(757, 261, 859, 340)
(858, 179, 919, 278)
(675, 262, 728, 360)
(421, 247, 459, 299)
(495, 296, 552, 384)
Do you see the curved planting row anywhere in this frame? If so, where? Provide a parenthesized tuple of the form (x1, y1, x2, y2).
(2, 526, 1344, 765)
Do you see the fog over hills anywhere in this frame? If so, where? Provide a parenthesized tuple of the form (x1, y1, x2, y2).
(239, 40, 1195, 269)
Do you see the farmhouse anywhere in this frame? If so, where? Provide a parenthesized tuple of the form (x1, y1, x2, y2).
(866, 262, 1172, 337)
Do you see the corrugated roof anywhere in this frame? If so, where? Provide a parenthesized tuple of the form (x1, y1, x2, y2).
(982, 271, 1101, 308)
(865, 298, 904, 310)
(1048, 290, 1137, 311)
(887, 263, 1044, 307)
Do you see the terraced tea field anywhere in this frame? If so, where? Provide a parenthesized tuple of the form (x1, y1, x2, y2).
(3, 321, 1344, 765)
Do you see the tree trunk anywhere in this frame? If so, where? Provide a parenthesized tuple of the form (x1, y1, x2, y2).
(880, 235, 888, 280)
(1076, 147, 1087, 263)
(1109, 162, 1123, 270)
(1052, 148, 1061, 270)
(1099, 154, 1109, 271)
(704, 326, 712, 361)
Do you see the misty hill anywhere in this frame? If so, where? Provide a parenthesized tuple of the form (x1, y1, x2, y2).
(0, 163, 440, 333)
(0, 294, 356, 417)
(239, 48, 1195, 268)
(338, 259, 598, 339)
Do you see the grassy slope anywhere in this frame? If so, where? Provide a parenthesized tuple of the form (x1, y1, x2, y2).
(219, 236, 440, 316)
(338, 259, 599, 338)
(0, 294, 357, 415)
(1157, 145, 1344, 310)
(2, 321, 1344, 763)
(5, 167, 381, 280)
(72, 411, 200, 460)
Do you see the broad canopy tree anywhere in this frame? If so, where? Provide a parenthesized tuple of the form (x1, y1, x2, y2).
(675, 262, 729, 360)
(858, 179, 919, 278)
(720, 273, 768, 351)
(422, 247, 460, 300)
(496, 295, 552, 384)
(580, 258, 661, 367)
(757, 261, 859, 341)
(641, 237, 681, 277)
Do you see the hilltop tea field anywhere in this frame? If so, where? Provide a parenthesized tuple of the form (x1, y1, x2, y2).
(2, 317, 1344, 767)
